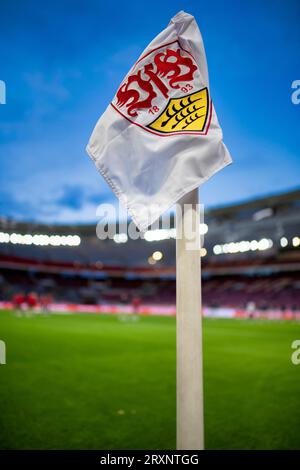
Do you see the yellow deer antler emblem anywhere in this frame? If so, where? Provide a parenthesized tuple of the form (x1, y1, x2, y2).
(148, 88, 209, 134)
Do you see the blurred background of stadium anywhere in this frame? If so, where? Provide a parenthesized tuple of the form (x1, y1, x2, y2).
(1, 187, 300, 450)
(1, 188, 300, 319)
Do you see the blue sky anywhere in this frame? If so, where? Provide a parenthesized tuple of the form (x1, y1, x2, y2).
(0, 0, 299, 223)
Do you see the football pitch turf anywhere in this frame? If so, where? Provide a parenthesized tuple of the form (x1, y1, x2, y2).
(0, 310, 300, 450)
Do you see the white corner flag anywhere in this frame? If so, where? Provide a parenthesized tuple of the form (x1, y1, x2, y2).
(87, 11, 232, 451)
(86, 10, 232, 232)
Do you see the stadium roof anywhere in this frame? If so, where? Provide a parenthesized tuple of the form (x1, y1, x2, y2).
(0, 188, 300, 269)
(0, 187, 299, 233)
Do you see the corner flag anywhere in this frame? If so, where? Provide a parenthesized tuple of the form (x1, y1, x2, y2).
(87, 11, 232, 451)
(86, 10, 232, 231)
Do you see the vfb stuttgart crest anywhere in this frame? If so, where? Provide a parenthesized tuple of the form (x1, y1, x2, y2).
(111, 40, 211, 136)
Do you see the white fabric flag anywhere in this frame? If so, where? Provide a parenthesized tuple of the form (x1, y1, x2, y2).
(86, 10, 232, 231)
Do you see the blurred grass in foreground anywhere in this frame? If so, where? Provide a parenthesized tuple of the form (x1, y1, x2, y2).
(0, 311, 299, 449)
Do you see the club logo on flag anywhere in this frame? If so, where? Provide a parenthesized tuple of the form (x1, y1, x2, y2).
(111, 40, 211, 136)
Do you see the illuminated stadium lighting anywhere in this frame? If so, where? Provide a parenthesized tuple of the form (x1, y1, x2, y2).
(213, 244, 222, 255)
(113, 233, 128, 244)
(213, 238, 273, 255)
(0, 231, 81, 247)
(144, 224, 207, 242)
(250, 240, 259, 251)
(292, 237, 300, 247)
(200, 248, 207, 257)
(144, 228, 176, 242)
(280, 237, 288, 248)
(152, 250, 163, 261)
(258, 238, 272, 250)
(199, 223, 208, 235)
(0, 232, 9, 243)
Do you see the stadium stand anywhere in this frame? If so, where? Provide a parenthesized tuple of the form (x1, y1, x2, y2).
(0, 188, 300, 316)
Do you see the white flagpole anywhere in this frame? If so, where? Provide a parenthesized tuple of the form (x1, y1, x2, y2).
(176, 187, 204, 450)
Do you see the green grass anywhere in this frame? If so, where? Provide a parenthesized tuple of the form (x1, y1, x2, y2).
(0, 310, 300, 450)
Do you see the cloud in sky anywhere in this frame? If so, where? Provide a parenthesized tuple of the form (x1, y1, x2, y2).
(0, 0, 299, 224)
